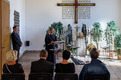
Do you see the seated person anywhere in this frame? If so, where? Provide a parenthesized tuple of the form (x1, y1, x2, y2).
(30, 49, 54, 75)
(3, 50, 24, 73)
(55, 50, 75, 73)
(79, 48, 110, 80)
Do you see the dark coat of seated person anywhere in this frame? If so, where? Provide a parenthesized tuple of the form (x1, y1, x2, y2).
(55, 50, 75, 73)
(79, 48, 110, 80)
(30, 49, 54, 75)
(3, 50, 24, 73)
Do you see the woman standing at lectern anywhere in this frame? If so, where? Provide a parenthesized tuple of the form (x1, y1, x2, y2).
(45, 27, 57, 63)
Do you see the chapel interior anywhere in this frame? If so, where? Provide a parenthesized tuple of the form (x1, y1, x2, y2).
(0, 0, 121, 80)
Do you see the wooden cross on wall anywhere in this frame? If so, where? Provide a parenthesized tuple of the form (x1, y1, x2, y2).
(57, 0, 96, 24)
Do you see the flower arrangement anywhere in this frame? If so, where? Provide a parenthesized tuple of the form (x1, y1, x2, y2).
(87, 43, 96, 51)
(77, 32, 85, 39)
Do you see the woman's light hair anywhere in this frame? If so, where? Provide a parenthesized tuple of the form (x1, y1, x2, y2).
(6, 50, 18, 62)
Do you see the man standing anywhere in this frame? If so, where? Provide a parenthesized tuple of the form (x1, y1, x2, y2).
(11, 26, 22, 63)
(45, 27, 57, 63)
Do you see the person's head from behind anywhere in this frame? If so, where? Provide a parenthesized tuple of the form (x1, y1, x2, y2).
(90, 48, 99, 59)
(49, 27, 54, 35)
(62, 50, 71, 60)
(40, 49, 48, 59)
(13, 25, 18, 32)
(6, 50, 18, 63)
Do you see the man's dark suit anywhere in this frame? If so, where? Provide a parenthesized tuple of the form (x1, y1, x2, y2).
(11, 31, 22, 63)
(30, 59, 54, 75)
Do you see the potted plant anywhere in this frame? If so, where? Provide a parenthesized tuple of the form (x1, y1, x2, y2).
(114, 34, 121, 60)
(105, 21, 120, 58)
(91, 22, 103, 50)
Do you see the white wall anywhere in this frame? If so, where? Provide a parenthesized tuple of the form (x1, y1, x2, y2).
(25, 0, 121, 50)
(120, 0, 121, 33)
(9, 0, 26, 55)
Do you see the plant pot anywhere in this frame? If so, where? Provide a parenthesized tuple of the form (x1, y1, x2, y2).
(98, 50, 100, 55)
(110, 52, 115, 57)
(117, 55, 121, 60)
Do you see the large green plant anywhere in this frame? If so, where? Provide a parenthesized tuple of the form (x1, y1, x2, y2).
(46, 22, 64, 40)
(105, 21, 119, 45)
(91, 22, 103, 49)
(114, 34, 121, 55)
